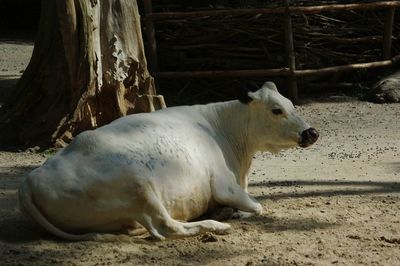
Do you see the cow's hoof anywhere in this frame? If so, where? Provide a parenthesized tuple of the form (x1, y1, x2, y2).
(215, 223, 232, 235)
(254, 203, 263, 215)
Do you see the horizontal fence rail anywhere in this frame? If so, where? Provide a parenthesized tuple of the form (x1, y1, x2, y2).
(154, 56, 400, 79)
(143, 1, 400, 20)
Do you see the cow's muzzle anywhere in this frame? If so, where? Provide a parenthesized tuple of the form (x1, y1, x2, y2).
(299, 128, 319, 148)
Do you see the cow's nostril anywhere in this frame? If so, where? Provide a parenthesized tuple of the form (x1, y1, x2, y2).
(308, 128, 319, 140)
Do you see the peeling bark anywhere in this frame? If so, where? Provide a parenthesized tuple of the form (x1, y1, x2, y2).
(0, 0, 165, 149)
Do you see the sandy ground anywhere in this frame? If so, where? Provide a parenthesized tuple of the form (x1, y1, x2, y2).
(0, 42, 400, 266)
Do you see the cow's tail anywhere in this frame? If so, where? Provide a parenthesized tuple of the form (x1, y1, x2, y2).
(18, 181, 126, 242)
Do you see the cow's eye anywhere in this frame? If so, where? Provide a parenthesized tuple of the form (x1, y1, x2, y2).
(272, 108, 283, 115)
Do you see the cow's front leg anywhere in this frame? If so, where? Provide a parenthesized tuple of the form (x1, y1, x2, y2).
(211, 174, 263, 215)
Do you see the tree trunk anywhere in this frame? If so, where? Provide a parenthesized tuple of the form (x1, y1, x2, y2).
(0, 0, 165, 149)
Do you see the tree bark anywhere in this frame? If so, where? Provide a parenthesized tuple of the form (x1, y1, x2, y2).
(0, 0, 165, 149)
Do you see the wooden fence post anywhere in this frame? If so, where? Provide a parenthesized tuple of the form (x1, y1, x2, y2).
(283, 0, 298, 103)
(143, 0, 159, 74)
(383, 8, 396, 59)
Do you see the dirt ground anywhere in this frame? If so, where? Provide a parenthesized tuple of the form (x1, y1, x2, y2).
(1, 42, 399, 266)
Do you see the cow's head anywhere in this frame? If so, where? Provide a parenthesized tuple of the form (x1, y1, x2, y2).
(241, 81, 318, 153)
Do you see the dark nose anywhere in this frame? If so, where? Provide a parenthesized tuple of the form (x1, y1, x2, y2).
(300, 127, 319, 148)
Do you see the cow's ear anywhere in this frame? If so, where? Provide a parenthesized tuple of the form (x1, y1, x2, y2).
(245, 81, 277, 104)
(262, 81, 278, 92)
(236, 82, 260, 104)
(247, 90, 264, 102)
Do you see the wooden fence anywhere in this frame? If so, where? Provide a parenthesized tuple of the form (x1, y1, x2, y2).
(142, 1, 400, 103)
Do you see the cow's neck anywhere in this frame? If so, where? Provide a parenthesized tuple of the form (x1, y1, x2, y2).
(203, 100, 255, 187)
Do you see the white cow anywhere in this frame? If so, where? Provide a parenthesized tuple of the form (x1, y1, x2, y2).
(18, 82, 318, 241)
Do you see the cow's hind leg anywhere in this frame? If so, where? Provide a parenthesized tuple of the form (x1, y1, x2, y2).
(136, 190, 230, 240)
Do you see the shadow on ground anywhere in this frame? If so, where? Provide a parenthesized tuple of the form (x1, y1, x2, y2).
(242, 215, 336, 233)
(0, 75, 19, 105)
(0, 165, 45, 242)
(251, 179, 400, 200)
